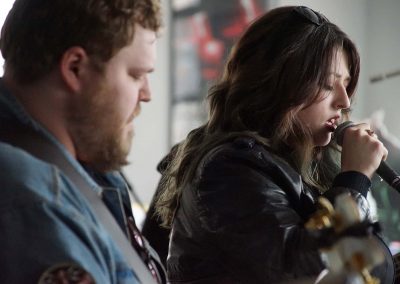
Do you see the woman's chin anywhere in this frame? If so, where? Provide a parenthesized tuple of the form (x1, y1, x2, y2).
(313, 133, 333, 147)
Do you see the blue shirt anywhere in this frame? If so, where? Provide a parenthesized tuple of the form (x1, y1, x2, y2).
(0, 79, 140, 283)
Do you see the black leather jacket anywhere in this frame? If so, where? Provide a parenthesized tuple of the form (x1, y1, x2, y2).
(167, 137, 394, 283)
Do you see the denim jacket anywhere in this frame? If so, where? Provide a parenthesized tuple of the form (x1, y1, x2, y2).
(0, 79, 140, 283)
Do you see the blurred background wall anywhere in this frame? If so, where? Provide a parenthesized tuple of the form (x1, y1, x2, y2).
(1, 1, 399, 226)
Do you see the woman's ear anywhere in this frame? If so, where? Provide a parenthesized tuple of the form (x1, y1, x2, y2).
(59, 47, 90, 93)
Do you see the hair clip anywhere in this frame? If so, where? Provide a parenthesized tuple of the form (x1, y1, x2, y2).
(292, 6, 328, 26)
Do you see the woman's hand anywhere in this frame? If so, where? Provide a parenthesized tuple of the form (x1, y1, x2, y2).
(340, 123, 388, 179)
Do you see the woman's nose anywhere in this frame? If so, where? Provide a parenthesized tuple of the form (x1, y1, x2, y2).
(335, 85, 350, 110)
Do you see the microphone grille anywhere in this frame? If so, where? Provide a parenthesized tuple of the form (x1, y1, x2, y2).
(333, 121, 355, 146)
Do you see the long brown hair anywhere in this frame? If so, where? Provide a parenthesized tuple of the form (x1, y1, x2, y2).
(157, 6, 360, 227)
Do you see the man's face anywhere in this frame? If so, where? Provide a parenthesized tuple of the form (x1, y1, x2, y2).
(69, 25, 157, 171)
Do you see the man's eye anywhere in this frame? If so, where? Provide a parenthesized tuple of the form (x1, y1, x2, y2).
(131, 74, 141, 81)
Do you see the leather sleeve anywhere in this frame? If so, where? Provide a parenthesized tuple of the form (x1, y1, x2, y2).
(323, 171, 372, 220)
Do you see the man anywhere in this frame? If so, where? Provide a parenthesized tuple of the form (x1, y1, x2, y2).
(0, 0, 163, 283)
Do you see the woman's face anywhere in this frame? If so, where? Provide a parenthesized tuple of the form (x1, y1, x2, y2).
(298, 49, 351, 147)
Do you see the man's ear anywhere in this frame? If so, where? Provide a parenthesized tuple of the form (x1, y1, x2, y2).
(59, 47, 90, 93)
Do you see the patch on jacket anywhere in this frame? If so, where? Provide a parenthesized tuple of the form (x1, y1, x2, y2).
(38, 263, 94, 284)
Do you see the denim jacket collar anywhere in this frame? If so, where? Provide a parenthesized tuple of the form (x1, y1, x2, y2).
(0, 78, 102, 194)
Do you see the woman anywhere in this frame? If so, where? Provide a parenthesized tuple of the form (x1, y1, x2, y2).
(156, 6, 394, 283)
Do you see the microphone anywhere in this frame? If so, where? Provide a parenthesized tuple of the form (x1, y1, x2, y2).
(334, 121, 400, 193)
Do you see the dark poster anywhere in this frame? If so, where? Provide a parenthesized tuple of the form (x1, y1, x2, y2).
(171, 0, 269, 144)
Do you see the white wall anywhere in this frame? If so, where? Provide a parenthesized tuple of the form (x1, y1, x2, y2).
(364, 0, 400, 138)
(123, 0, 171, 206)
(0, 0, 16, 76)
